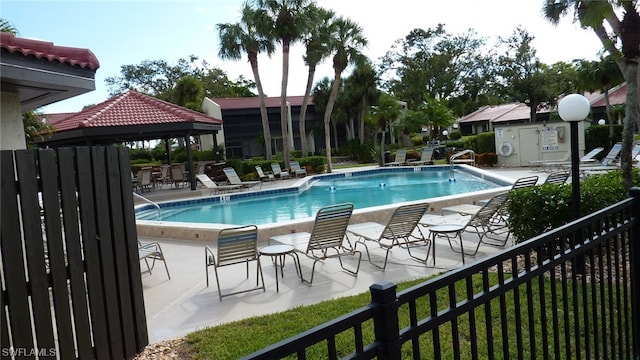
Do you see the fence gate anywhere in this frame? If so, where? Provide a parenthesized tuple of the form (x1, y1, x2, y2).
(1, 146, 148, 359)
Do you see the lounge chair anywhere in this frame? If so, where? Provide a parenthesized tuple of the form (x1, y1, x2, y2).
(543, 170, 570, 185)
(255, 165, 275, 182)
(406, 147, 434, 166)
(170, 163, 189, 188)
(223, 167, 262, 189)
(581, 143, 640, 174)
(385, 149, 407, 166)
(139, 241, 170, 279)
(205, 225, 265, 301)
(540, 147, 604, 172)
(442, 175, 537, 214)
(290, 161, 307, 177)
(346, 202, 430, 270)
(529, 154, 569, 171)
(135, 167, 153, 193)
(420, 191, 510, 265)
(196, 174, 242, 194)
(570, 142, 622, 171)
(270, 163, 290, 179)
(269, 203, 361, 284)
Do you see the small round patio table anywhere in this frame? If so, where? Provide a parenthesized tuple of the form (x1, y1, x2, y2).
(259, 244, 301, 292)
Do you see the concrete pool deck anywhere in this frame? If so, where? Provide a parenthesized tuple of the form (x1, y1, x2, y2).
(139, 166, 552, 345)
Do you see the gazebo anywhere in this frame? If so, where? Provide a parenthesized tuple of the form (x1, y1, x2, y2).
(36, 90, 223, 190)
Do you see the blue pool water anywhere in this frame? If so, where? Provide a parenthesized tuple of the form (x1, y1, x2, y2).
(136, 167, 507, 225)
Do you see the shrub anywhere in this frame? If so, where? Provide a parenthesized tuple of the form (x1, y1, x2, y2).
(476, 132, 495, 153)
(448, 131, 462, 140)
(462, 137, 478, 152)
(508, 169, 639, 243)
(129, 148, 153, 162)
(340, 140, 375, 163)
(475, 153, 497, 167)
(411, 134, 425, 146)
(585, 124, 622, 154)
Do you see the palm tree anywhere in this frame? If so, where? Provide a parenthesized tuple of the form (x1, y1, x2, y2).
(344, 60, 379, 144)
(574, 56, 625, 145)
(0, 18, 18, 34)
(543, 0, 639, 189)
(254, 0, 311, 168)
(217, 2, 276, 160)
(322, 17, 368, 173)
(299, 4, 335, 156)
(371, 93, 402, 166)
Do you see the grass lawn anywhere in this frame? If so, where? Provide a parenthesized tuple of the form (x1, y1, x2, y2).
(182, 272, 628, 359)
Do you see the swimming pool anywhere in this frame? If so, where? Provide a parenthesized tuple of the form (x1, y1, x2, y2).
(135, 166, 510, 227)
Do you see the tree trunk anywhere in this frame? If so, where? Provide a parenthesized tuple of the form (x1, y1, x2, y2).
(379, 127, 386, 166)
(323, 71, 343, 173)
(332, 120, 338, 152)
(604, 89, 614, 146)
(621, 60, 638, 189)
(249, 53, 272, 160)
(359, 95, 367, 144)
(299, 63, 316, 157)
(281, 40, 291, 169)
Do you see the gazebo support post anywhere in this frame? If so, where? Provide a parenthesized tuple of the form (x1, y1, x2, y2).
(186, 133, 196, 190)
(164, 137, 171, 166)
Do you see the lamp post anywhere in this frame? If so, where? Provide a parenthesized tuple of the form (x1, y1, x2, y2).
(558, 94, 590, 275)
(558, 94, 590, 221)
(442, 130, 449, 146)
(598, 119, 606, 125)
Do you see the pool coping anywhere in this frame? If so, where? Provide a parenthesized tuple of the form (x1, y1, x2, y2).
(135, 165, 514, 242)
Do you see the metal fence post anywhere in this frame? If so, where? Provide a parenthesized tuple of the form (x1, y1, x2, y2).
(629, 187, 640, 359)
(370, 281, 401, 359)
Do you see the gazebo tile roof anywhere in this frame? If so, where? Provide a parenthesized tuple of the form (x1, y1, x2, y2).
(53, 90, 222, 131)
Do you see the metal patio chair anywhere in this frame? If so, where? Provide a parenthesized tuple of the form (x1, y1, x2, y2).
(269, 203, 361, 284)
(346, 202, 430, 270)
(205, 225, 265, 301)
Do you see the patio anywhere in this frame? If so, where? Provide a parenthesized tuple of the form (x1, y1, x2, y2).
(139, 167, 548, 344)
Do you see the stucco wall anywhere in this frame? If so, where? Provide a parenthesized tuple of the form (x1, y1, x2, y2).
(494, 121, 587, 167)
(0, 91, 26, 150)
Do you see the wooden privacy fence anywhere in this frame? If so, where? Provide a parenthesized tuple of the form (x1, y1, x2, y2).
(1, 147, 148, 359)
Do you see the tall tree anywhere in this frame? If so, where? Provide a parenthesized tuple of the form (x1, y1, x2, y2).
(105, 57, 252, 100)
(172, 76, 204, 110)
(543, 0, 640, 189)
(380, 25, 495, 114)
(322, 17, 368, 173)
(574, 56, 625, 144)
(343, 59, 379, 144)
(371, 93, 402, 165)
(218, 2, 276, 159)
(299, 4, 335, 156)
(255, 0, 311, 168)
(496, 27, 557, 123)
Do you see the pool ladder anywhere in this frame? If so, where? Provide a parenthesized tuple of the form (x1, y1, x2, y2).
(448, 149, 476, 180)
(133, 192, 162, 219)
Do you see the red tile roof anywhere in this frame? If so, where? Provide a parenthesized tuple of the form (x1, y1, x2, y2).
(0, 32, 100, 70)
(210, 95, 311, 110)
(52, 90, 222, 132)
(458, 104, 521, 123)
(590, 83, 627, 107)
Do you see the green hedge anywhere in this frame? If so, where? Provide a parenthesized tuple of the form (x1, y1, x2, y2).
(508, 169, 640, 243)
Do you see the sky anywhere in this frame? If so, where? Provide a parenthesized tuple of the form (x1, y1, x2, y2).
(2, 0, 605, 114)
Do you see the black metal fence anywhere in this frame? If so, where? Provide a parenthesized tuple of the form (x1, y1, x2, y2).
(245, 188, 640, 359)
(1, 147, 148, 359)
